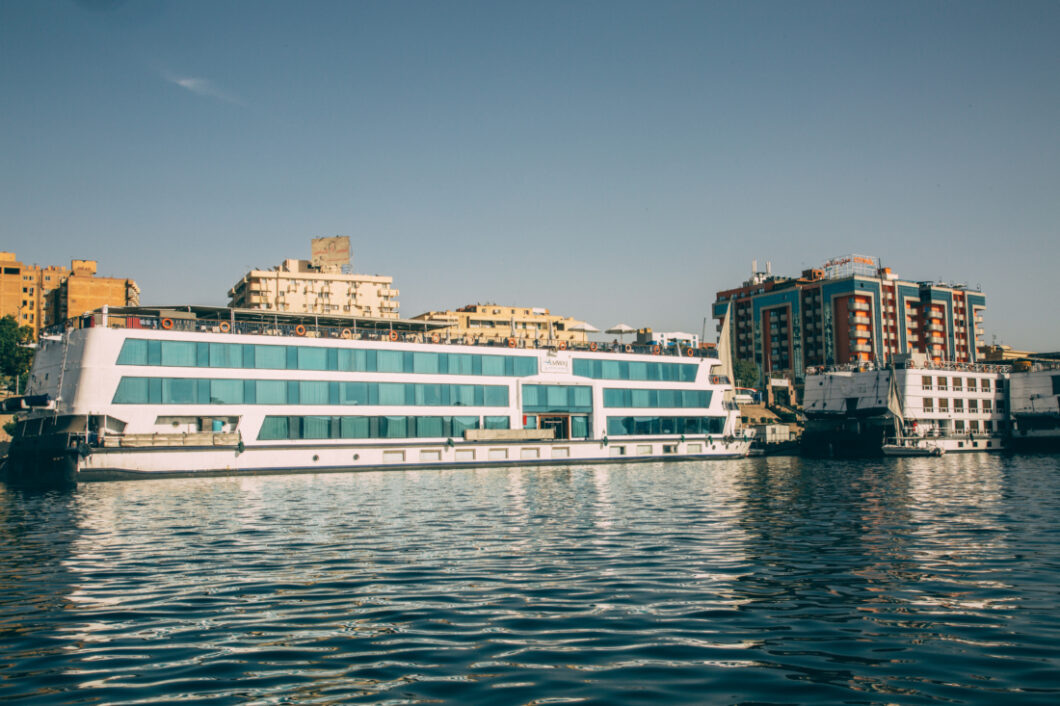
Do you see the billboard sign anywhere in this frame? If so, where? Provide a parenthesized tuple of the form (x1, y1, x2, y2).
(311, 236, 351, 269)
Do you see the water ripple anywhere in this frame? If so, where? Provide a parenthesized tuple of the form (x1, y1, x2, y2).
(2, 456, 1060, 704)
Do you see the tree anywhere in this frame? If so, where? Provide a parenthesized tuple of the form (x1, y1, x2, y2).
(734, 358, 760, 389)
(0, 315, 34, 390)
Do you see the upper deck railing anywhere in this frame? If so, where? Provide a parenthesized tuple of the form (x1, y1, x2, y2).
(806, 360, 1011, 375)
(48, 310, 721, 361)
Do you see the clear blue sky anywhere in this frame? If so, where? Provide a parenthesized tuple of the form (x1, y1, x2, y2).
(2, 1, 1058, 349)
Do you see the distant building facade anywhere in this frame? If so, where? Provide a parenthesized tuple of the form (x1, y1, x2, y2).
(412, 304, 588, 345)
(228, 259, 399, 319)
(712, 255, 987, 380)
(0, 252, 140, 338)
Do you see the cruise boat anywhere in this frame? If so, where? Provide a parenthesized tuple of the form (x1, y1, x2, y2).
(801, 355, 1009, 456)
(1008, 363, 1060, 452)
(2, 306, 750, 485)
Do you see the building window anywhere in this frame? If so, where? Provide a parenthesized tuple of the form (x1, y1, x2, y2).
(968, 399, 978, 413)
(953, 399, 964, 412)
(937, 376, 947, 390)
(983, 399, 992, 413)
(952, 377, 962, 392)
(966, 377, 977, 391)
(981, 379, 991, 392)
(922, 398, 933, 412)
(921, 376, 932, 390)
(939, 399, 949, 412)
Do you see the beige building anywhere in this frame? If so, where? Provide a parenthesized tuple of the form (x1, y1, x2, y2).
(413, 304, 589, 345)
(228, 259, 399, 319)
(0, 252, 139, 338)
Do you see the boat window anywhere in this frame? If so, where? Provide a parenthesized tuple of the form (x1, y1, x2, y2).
(115, 339, 537, 377)
(112, 377, 509, 407)
(522, 385, 592, 413)
(605, 416, 725, 436)
(573, 358, 697, 382)
(259, 414, 489, 441)
(602, 388, 710, 408)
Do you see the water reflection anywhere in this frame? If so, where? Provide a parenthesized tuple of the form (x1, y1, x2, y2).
(1, 456, 1059, 704)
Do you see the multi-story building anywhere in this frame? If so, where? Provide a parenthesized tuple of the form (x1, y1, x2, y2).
(412, 304, 588, 345)
(713, 255, 987, 380)
(228, 259, 399, 319)
(0, 252, 139, 338)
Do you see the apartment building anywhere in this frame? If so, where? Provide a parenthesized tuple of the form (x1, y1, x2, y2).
(228, 259, 399, 319)
(713, 255, 987, 380)
(0, 252, 140, 338)
(412, 304, 588, 345)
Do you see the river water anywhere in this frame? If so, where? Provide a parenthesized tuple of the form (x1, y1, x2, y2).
(2, 455, 1059, 705)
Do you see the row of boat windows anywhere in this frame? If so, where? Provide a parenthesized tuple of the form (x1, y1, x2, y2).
(606, 416, 727, 436)
(603, 388, 711, 409)
(523, 385, 592, 413)
(573, 359, 698, 382)
(256, 414, 725, 440)
(520, 385, 712, 412)
(110, 377, 717, 411)
(114, 339, 706, 383)
(258, 415, 511, 440)
(117, 339, 538, 377)
(113, 378, 510, 407)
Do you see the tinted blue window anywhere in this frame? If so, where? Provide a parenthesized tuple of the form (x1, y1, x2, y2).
(256, 380, 286, 404)
(522, 385, 591, 413)
(116, 340, 148, 365)
(302, 416, 331, 439)
(377, 350, 403, 372)
(481, 356, 505, 376)
(162, 378, 196, 404)
(259, 417, 288, 440)
(255, 345, 285, 369)
(416, 416, 443, 437)
(161, 342, 196, 367)
(299, 347, 328, 371)
(605, 415, 725, 436)
(112, 377, 149, 403)
(299, 381, 329, 404)
(210, 379, 243, 404)
(573, 357, 698, 382)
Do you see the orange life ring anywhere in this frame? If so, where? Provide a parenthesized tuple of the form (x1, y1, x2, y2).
(652, 345, 661, 355)
(508, 337, 517, 348)
(589, 342, 597, 352)
(295, 324, 307, 336)
(161, 318, 173, 330)
(389, 330, 399, 341)
(558, 340, 567, 351)
(685, 348, 694, 357)
(624, 344, 633, 353)
(341, 328, 352, 339)
(431, 333, 440, 344)
(219, 321, 231, 333)
(711, 376, 720, 384)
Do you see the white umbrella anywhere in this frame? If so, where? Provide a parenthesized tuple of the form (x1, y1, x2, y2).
(569, 321, 600, 333)
(606, 323, 635, 342)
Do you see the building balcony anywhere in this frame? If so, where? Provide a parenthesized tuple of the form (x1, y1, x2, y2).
(852, 343, 873, 353)
(928, 323, 945, 332)
(850, 301, 871, 312)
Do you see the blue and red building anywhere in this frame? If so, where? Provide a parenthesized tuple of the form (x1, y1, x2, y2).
(713, 255, 987, 380)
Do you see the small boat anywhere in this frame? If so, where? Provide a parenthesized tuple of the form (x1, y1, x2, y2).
(882, 439, 945, 456)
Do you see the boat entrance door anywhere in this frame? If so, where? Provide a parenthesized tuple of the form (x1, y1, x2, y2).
(538, 414, 570, 440)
